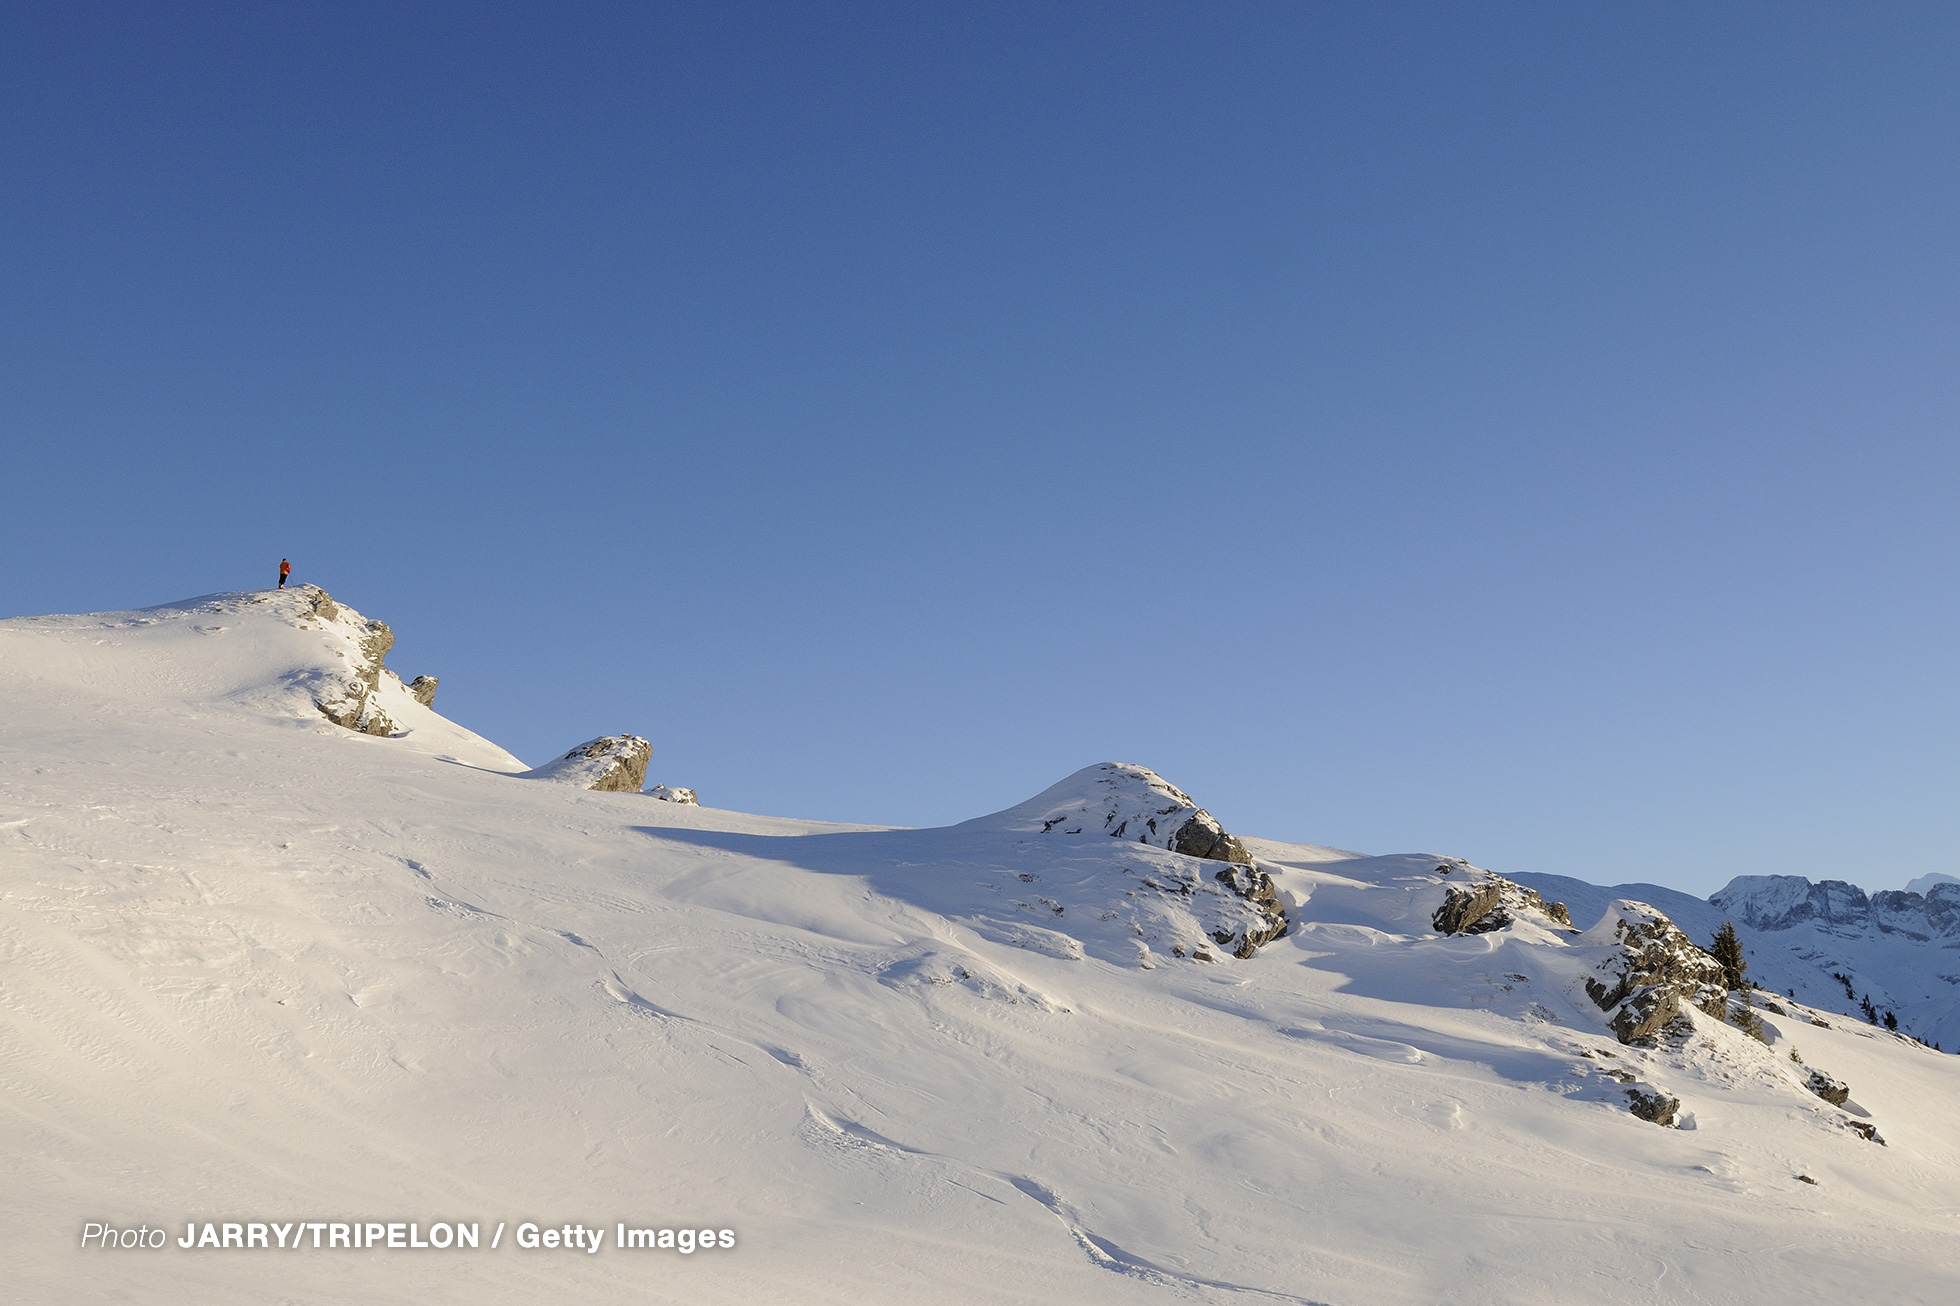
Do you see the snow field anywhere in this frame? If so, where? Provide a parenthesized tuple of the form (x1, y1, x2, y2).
(3, 592, 1958, 1304)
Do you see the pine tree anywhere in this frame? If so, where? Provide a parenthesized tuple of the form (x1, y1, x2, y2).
(1711, 921, 1747, 992)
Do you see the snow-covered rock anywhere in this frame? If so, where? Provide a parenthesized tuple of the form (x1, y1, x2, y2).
(1576, 901, 1730, 1044)
(1806, 1068, 1851, 1105)
(967, 762, 1253, 863)
(524, 734, 652, 791)
(408, 674, 439, 706)
(283, 585, 404, 736)
(645, 784, 698, 804)
(1432, 869, 1573, 935)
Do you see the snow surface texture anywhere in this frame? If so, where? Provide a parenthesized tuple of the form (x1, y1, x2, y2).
(4, 591, 1959, 1304)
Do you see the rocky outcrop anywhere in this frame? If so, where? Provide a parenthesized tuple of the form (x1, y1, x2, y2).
(1208, 864, 1288, 958)
(1168, 809, 1253, 865)
(1432, 870, 1572, 935)
(305, 588, 402, 737)
(646, 785, 698, 805)
(1435, 881, 1506, 935)
(1805, 1069, 1850, 1106)
(409, 675, 439, 707)
(1578, 902, 1729, 1044)
(524, 735, 652, 792)
(1625, 1086, 1681, 1126)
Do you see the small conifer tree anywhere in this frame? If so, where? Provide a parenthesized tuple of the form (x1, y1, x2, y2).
(1711, 921, 1747, 992)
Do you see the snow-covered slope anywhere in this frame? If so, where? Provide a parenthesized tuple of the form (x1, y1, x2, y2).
(1516, 869, 1960, 1052)
(4, 591, 1958, 1304)
(0, 586, 526, 772)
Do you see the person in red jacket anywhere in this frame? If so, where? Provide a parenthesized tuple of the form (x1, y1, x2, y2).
(278, 558, 291, 589)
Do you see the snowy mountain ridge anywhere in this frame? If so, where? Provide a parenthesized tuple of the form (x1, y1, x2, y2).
(3, 588, 1957, 1304)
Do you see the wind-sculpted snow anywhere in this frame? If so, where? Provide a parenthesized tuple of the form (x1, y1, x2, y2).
(3, 590, 1959, 1304)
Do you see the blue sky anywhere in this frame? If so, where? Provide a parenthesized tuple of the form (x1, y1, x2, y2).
(5, 3, 1959, 894)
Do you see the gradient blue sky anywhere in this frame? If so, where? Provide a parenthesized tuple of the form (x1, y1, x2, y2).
(5, 3, 1958, 894)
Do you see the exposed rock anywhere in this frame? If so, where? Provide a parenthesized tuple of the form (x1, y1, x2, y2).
(524, 735, 652, 792)
(1435, 882, 1505, 935)
(646, 785, 698, 805)
(1169, 810, 1253, 865)
(1625, 1086, 1681, 1126)
(303, 588, 401, 737)
(1432, 872, 1572, 936)
(409, 675, 439, 707)
(1846, 1119, 1885, 1145)
(316, 695, 398, 737)
(1805, 1069, 1850, 1106)
(1579, 901, 1729, 1045)
(1208, 864, 1288, 958)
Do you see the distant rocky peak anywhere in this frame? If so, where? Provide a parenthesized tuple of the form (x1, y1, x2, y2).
(1711, 873, 1960, 939)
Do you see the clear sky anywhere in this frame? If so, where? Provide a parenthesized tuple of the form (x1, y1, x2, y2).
(4, 3, 1958, 895)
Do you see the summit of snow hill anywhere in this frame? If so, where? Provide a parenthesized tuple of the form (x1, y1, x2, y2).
(3, 588, 1959, 1304)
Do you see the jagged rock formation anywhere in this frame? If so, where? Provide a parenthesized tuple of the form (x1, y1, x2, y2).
(1578, 902, 1729, 1044)
(1432, 869, 1572, 935)
(524, 735, 652, 792)
(409, 675, 439, 707)
(1434, 881, 1505, 934)
(1805, 1069, 1850, 1106)
(646, 785, 698, 805)
(1208, 863, 1288, 958)
(1168, 808, 1253, 864)
(303, 588, 403, 737)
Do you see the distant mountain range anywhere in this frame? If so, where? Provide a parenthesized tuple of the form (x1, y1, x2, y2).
(1513, 871, 1960, 1050)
